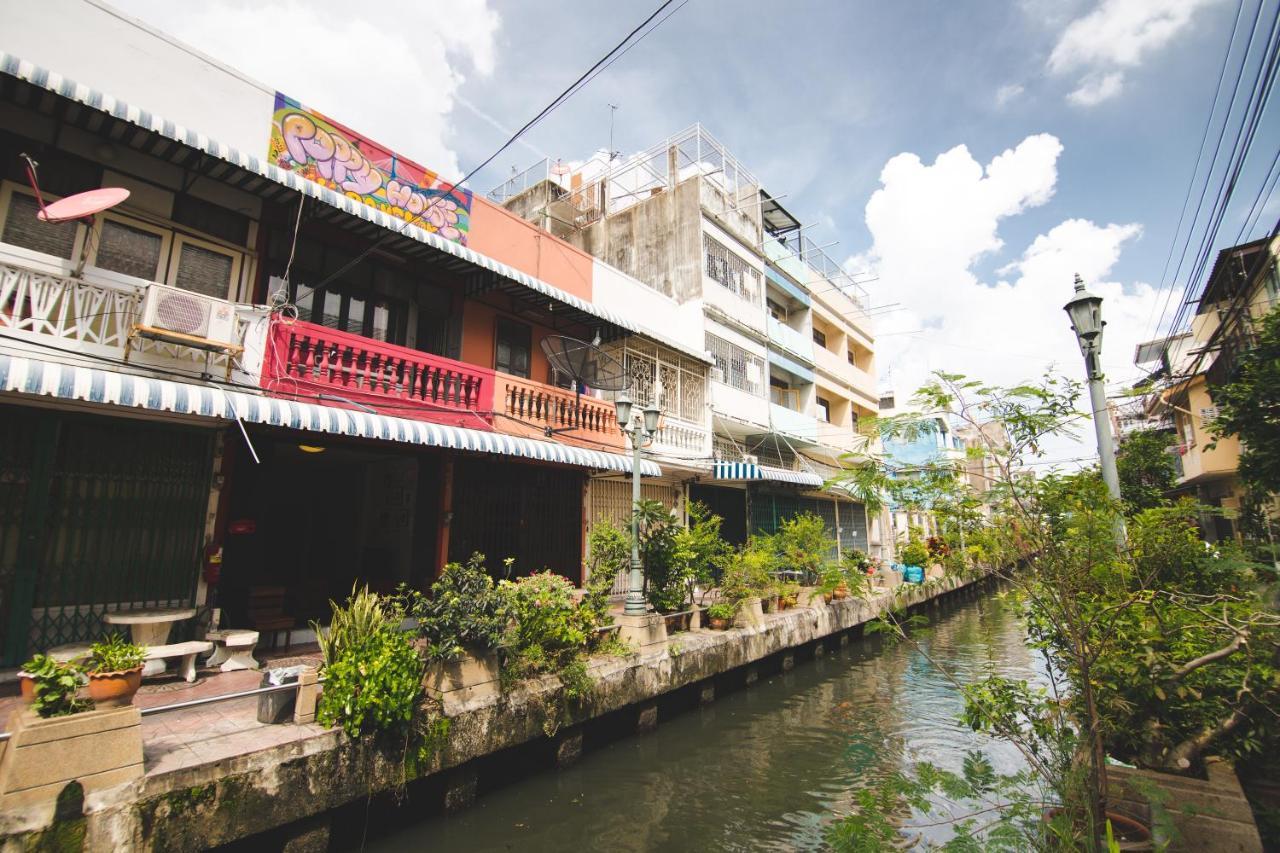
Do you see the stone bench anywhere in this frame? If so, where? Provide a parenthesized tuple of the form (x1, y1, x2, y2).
(144, 641, 213, 683)
(205, 630, 260, 672)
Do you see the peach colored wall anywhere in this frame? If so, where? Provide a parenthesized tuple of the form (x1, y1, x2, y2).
(468, 197, 594, 301)
(460, 299, 553, 382)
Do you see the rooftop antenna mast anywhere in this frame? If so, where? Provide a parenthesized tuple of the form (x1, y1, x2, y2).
(607, 103, 620, 163)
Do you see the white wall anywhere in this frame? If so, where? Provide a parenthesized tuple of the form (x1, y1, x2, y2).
(2, 0, 275, 157)
(590, 259, 704, 356)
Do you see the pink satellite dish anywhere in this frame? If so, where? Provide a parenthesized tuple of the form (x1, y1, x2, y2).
(36, 187, 130, 223)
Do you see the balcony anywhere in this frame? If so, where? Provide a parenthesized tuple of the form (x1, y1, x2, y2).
(652, 415, 711, 456)
(494, 374, 626, 450)
(767, 316, 814, 362)
(0, 251, 260, 381)
(263, 318, 494, 429)
(770, 401, 817, 443)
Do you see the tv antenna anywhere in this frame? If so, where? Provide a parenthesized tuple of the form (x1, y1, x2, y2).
(607, 104, 621, 162)
(20, 153, 129, 277)
(539, 334, 630, 437)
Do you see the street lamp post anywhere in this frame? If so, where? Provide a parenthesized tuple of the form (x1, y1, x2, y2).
(614, 392, 661, 617)
(1064, 274, 1125, 544)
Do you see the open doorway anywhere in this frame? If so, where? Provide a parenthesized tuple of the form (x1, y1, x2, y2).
(219, 432, 441, 627)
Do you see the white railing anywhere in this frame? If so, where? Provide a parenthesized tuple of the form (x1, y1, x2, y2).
(0, 253, 255, 379)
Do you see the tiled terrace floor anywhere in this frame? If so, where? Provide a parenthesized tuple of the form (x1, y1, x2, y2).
(1, 645, 330, 779)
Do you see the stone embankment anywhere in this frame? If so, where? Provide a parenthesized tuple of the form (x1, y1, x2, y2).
(0, 574, 987, 851)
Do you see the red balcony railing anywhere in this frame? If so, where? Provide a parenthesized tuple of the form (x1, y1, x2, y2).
(263, 318, 494, 428)
(494, 374, 626, 450)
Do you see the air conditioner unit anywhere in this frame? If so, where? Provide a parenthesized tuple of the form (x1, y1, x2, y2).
(1199, 406, 1220, 422)
(709, 366, 726, 383)
(742, 453, 759, 465)
(139, 283, 237, 346)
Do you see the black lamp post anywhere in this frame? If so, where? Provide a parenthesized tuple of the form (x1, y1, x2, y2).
(614, 392, 661, 617)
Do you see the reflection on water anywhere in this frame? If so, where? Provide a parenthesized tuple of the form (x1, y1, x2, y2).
(362, 589, 1034, 852)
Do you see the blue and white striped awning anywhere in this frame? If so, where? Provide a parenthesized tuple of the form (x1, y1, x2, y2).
(0, 53, 709, 367)
(0, 355, 661, 476)
(713, 460, 824, 486)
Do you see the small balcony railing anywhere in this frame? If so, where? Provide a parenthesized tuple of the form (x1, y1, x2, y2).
(263, 318, 493, 427)
(0, 254, 252, 378)
(494, 374, 626, 450)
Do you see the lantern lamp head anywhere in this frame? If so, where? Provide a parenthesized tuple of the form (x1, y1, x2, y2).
(614, 393, 634, 430)
(1064, 274, 1105, 354)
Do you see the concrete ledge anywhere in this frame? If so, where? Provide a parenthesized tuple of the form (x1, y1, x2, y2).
(0, 706, 143, 811)
(1, 571, 988, 850)
(1109, 760, 1263, 852)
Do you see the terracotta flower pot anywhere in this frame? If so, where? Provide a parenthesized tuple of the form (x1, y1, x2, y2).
(708, 617, 731, 630)
(833, 583, 850, 600)
(17, 672, 34, 703)
(823, 591, 834, 603)
(1043, 808, 1152, 851)
(86, 667, 143, 707)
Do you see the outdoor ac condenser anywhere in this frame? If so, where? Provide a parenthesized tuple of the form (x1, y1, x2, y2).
(139, 283, 237, 345)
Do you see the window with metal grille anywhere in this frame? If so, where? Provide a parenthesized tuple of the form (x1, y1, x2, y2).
(609, 340, 707, 424)
(705, 332, 763, 396)
(703, 233, 760, 302)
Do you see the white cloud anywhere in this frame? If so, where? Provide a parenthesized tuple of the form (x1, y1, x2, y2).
(110, 0, 501, 179)
(995, 83, 1025, 106)
(1047, 0, 1222, 105)
(854, 136, 1159, 464)
(1066, 71, 1125, 106)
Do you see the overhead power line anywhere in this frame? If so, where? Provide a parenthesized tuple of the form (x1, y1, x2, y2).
(310, 0, 687, 293)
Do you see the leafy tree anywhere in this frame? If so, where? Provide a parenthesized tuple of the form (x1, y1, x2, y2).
(1209, 304, 1280, 496)
(1115, 427, 1177, 516)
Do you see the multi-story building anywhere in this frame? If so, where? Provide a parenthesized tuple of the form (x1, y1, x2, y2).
(493, 126, 883, 559)
(1138, 237, 1280, 541)
(877, 392, 966, 543)
(0, 0, 716, 661)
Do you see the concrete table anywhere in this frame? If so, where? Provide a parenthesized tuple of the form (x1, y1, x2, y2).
(103, 608, 197, 676)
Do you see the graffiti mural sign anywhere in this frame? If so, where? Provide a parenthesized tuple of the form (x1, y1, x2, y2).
(268, 93, 472, 245)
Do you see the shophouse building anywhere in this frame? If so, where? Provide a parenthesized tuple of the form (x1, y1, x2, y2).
(492, 126, 885, 560)
(0, 0, 714, 661)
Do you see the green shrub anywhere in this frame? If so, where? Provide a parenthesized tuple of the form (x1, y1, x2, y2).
(314, 584, 390, 668)
(317, 624, 423, 739)
(899, 539, 929, 567)
(21, 654, 88, 718)
(774, 513, 833, 583)
(498, 571, 593, 683)
(88, 634, 146, 673)
(720, 543, 775, 604)
(401, 553, 505, 663)
(705, 602, 735, 621)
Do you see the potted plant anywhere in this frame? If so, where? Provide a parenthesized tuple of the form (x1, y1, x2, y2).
(85, 635, 146, 707)
(899, 539, 929, 570)
(705, 602, 735, 630)
(778, 580, 801, 608)
(398, 554, 505, 710)
(818, 566, 844, 602)
(19, 653, 89, 717)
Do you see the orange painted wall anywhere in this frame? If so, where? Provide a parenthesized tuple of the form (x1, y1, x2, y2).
(460, 298, 554, 382)
(468, 197, 594, 301)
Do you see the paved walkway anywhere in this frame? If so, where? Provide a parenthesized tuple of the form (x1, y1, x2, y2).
(1, 647, 330, 780)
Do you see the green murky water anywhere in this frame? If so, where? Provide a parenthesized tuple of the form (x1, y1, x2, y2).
(362, 588, 1034, 851)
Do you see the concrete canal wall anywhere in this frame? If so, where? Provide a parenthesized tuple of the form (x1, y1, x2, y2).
(0, 574, 988, 852)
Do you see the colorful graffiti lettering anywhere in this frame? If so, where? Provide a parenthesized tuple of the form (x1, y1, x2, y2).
(268, 93, 472, 245)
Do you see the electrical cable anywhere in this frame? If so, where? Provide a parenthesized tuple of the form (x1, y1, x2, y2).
(1143, 0, 1250, 341)
(309, 0, 685, 295)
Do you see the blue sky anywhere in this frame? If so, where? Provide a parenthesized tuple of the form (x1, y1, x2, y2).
(113, 0, 1278, 461)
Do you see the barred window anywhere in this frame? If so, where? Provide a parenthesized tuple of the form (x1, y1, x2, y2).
(613, 340, 707, 423)
(705, 331, 764, 396)
(704, 233, 760, 302)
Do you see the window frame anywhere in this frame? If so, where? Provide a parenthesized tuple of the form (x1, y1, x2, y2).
(167, 232, 244, 301)
(494, 317, 532, 379)
(816, 395, 831, 423)
(812, 327, 827, 349)
(0, 181, 88, 264)
(87, 210, 174, 283)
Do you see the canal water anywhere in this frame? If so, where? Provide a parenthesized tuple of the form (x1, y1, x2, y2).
(361, 588, 1036, 852)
